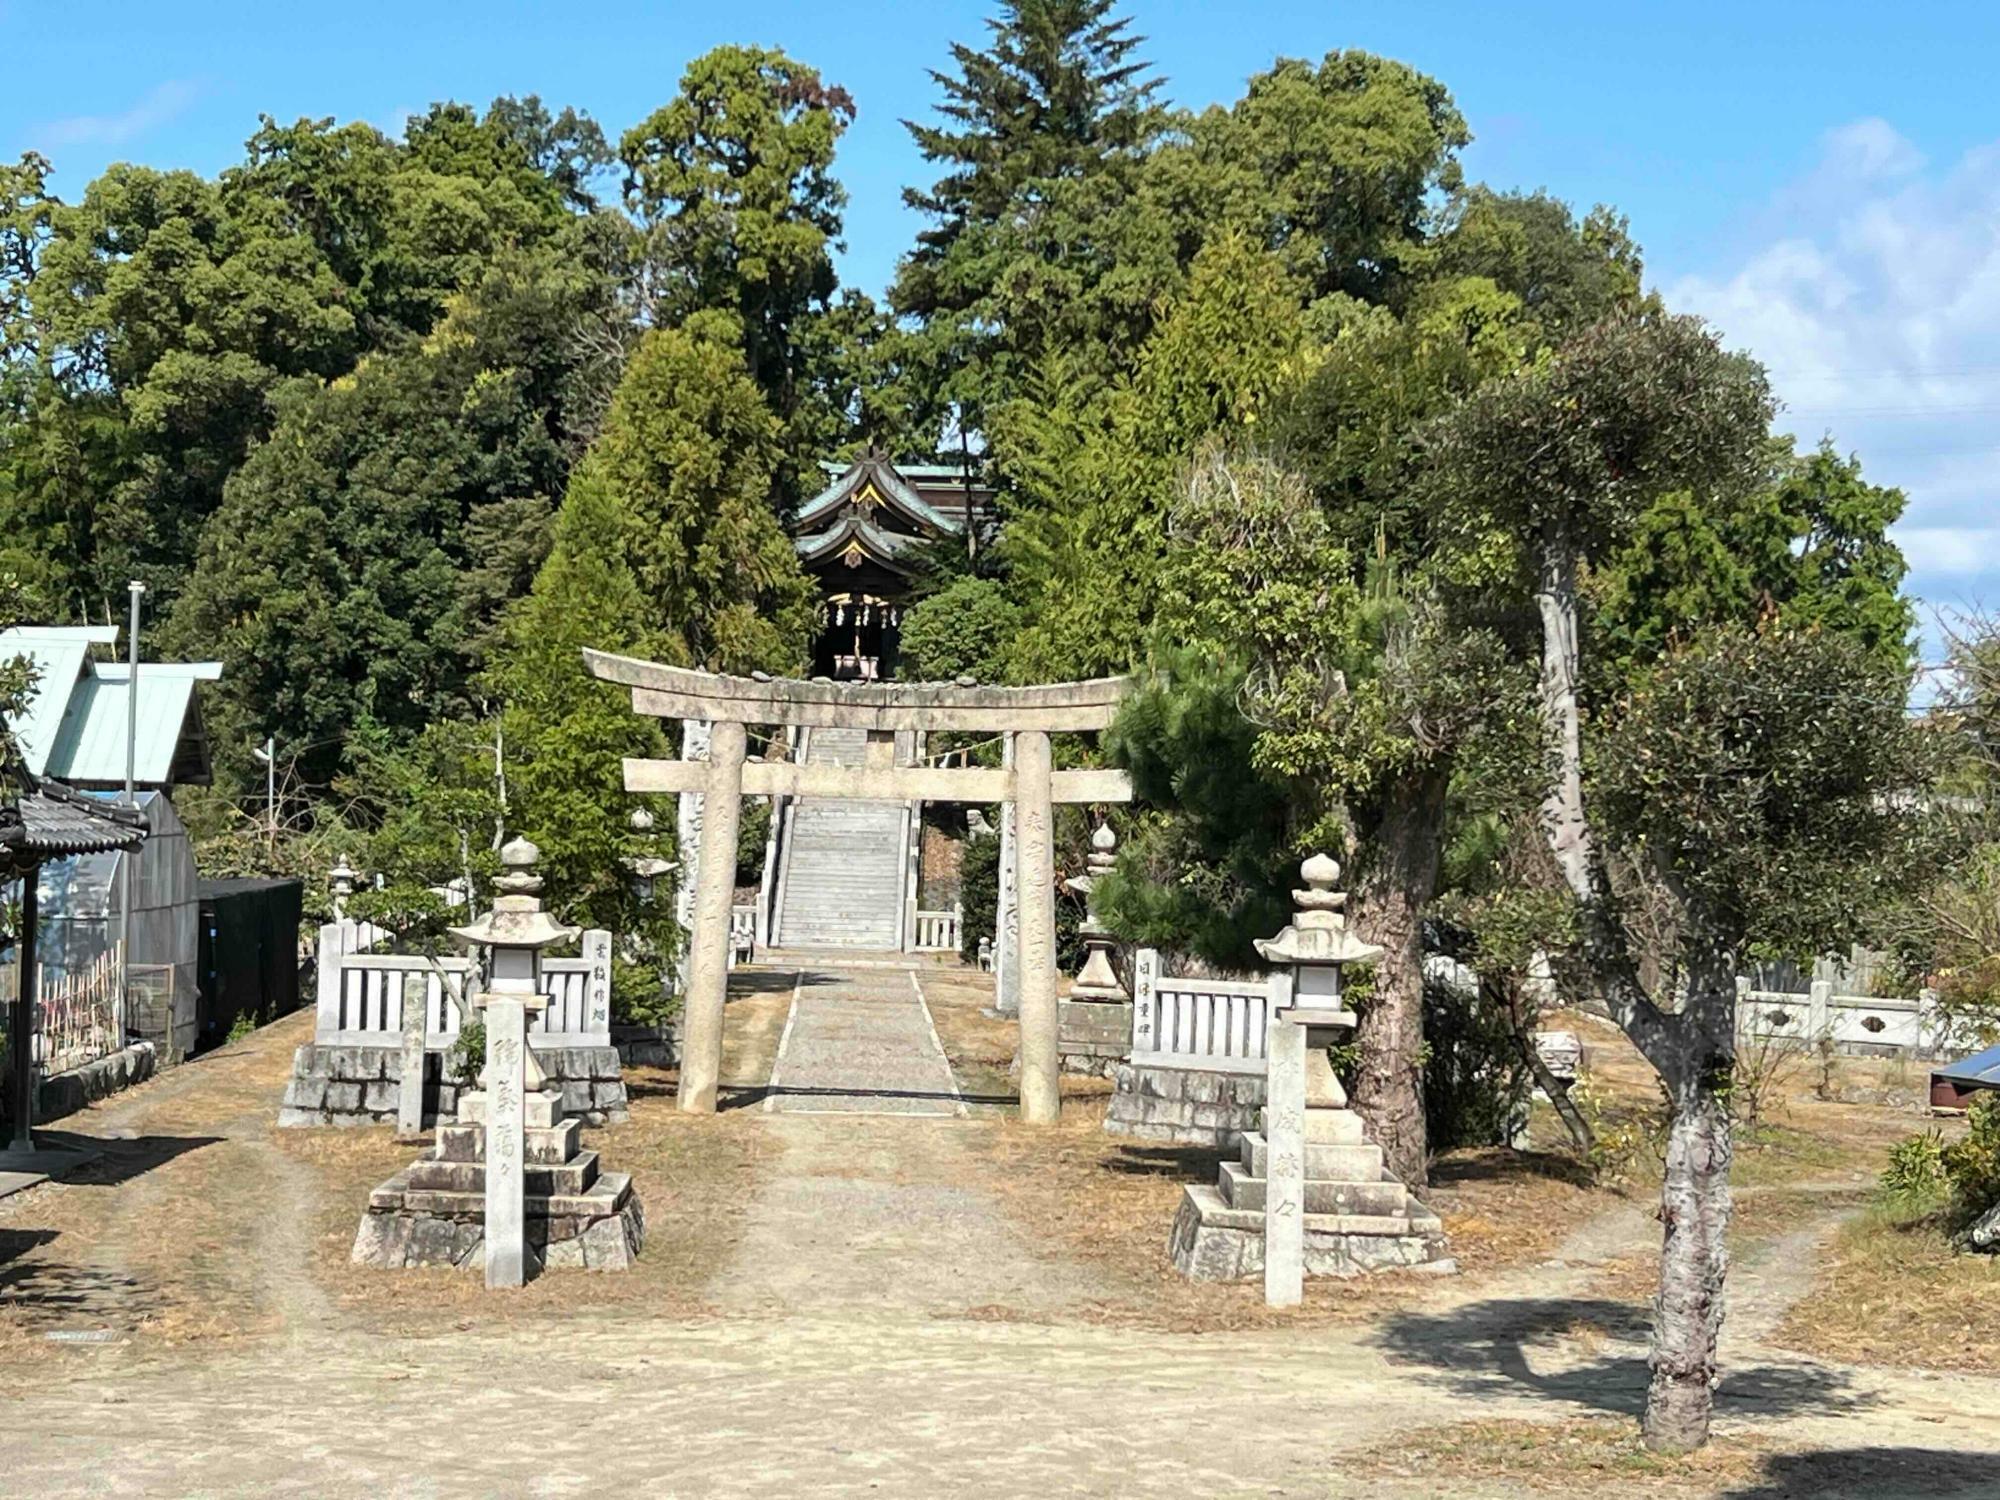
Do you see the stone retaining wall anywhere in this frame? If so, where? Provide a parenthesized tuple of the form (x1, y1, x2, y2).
(0, 1043, 158, 1130)
(279, 1044, 628, 1129)
(1102, 1061, 1265, 1150)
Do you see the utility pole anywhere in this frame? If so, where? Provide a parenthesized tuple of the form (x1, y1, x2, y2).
(119, 581, 144, 1036)
(252, 737, 276, 866)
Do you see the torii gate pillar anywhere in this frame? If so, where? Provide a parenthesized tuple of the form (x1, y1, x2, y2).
(586, 650, 1133, 1125)
(1013, 730, 1059, 1123)
(679, 718, 746, 1114)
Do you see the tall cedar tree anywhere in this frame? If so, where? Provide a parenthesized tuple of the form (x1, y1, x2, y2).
(892, 0, 1168, 442)
(621, 46, 860, 490)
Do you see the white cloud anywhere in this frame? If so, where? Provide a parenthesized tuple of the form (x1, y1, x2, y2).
(33, 79, 201, 151)
(1667, 119, 2000, 626)
(1898, 528, 2000, 575)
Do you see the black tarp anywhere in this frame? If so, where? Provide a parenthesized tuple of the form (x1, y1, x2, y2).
(196, 877, 304, 1050)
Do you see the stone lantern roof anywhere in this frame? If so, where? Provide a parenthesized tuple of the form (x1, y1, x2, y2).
(1253, 854, 1383, 969)
(450, 837, 579, 953)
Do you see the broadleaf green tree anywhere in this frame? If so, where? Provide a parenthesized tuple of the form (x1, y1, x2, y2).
(1423, 308, 1923, 1452)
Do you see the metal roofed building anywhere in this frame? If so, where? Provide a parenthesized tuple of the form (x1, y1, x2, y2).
(0, 626, 221, 788)
(3, 625, 222, 1064)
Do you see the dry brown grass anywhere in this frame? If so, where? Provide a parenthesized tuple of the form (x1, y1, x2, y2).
(1344, 1415, 2000, 1498)
(291, 1075, 775, 1334)
(1776, 1199, 2000, 1373)
(0, 1006, 780, 1369)
(1426, 1147, 1621, 1274)
(954, 1094, 1636, 1332)
(1341, 1416, 1772, 1497)
(920, 970, 1024, 1110)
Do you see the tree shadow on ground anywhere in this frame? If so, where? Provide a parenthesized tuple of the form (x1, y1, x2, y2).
(1100, 1144, 1227, 1181)
(1430, 1147, 1600, 1190)
(1720, 1447, 2000, 1498)
(0, 1229, 163, 1328)
(1373, 1296, 1874, 1422)
(30, 1131, 221, 1189)
(727, 970, 841, 996)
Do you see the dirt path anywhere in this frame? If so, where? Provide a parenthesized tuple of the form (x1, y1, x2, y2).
(716, 968, 1108, 1315)
(5, 988, 2000, 1496)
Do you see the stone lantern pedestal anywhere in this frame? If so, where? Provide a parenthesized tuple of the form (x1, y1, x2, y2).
(1057, 823, 1132, 1077)
(1168, 855, 1452, 1288)
(352, 839, 644, 1279)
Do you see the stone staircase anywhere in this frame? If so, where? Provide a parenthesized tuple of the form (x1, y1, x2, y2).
(771, 727, 907, 949)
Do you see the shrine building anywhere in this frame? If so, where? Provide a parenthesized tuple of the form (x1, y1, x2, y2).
(789, 449, 992, 681)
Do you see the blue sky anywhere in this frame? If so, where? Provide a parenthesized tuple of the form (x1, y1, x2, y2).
(5, 1, 1997, 647)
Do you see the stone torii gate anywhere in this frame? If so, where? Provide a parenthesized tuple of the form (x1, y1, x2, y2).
(584, 649, 1134, 1124)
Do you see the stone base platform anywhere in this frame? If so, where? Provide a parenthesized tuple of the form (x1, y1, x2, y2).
(1102, 1060, 1265, 1149)
(1168, 1115, 1453, 1281)
(1057, 998, 1130, 1078)
(352, 1120, 644, 1273)
(280, 1043, 628, 1129)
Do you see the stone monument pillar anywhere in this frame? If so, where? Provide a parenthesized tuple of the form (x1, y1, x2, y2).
(994, 734, 1020, 1018)
(673, 720, 712, 998)
(449, 837, 577, 1289)
(1013, 729, 1059, 1124)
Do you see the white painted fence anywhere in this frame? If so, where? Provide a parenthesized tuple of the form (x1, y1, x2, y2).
(313, 920, 612, 1049)
(912, 906, 962, 953)
(1736, 978, 1970, 1059)
(1129, 947, 1279, 1074)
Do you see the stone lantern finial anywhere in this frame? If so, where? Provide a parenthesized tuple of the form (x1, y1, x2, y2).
(1253, 852, 1382, 972)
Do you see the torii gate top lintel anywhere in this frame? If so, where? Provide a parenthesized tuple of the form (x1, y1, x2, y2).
(582, 647, 1130, 733)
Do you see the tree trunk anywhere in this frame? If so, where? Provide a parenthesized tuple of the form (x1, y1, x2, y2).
(1646, 1057, 1734, 1453)
(1351, 768, 1448, 1188)
(1489, 970, 1595, 1156)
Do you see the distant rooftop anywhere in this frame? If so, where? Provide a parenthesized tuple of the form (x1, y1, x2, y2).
(1, 626, 222, 789)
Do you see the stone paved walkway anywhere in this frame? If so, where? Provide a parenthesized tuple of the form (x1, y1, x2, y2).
(764, 966, 966, 1116)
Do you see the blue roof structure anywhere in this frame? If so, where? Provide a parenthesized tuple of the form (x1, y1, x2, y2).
(1934, 1042, 2000, 1089)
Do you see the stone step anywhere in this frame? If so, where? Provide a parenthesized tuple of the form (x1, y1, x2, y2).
(1239, 1132, 1386, 1182)
(369, 1166, 634, 1221)
(1178, 1181, 1443, 1238)
(436, 1118, 580, 1165)
(1215, 1161, 1410, 1217)
(407, 1149, 601, 1198)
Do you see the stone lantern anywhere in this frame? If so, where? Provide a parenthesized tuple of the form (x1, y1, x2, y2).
(330, 855, 358, 922)
(1253, 852, 1381, 1022)
(449, 835, 578, 1288)
(1254, 853, 1381, 1306)
(1167, 851, 1449, 1302)
(623, 806, 677, 907)
(1064, 822, 1126, 1002)
(1055, 823, 1130, 1075)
